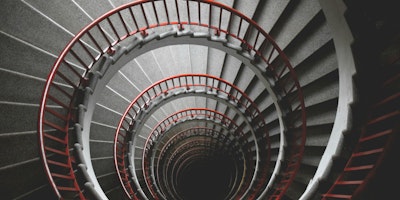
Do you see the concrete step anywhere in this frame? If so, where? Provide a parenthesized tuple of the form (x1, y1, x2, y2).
(0, 0, 73, 55)
(23, 0, 92, 35)
(0, 0, 344, 199)
(0, 104, 39, 134)
(92, 157, 115, 176)
(269, 0, 322, 50)
(0, 132, 40, 168)
(0, 31, 57, 78)
(0, 159, 53, 199)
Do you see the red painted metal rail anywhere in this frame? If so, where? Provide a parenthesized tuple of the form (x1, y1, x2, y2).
(142, 109, 249, 199)
(114, 74, 269, 199)
(322, 56, 400, 200)
(38, 0, 305, 199)
(158, 131, 243, 199)
(162, 136, 241, 199)
(155, 127, 246, 199)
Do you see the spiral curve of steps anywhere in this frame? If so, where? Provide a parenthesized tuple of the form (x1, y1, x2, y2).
(1, 0, 399, 200)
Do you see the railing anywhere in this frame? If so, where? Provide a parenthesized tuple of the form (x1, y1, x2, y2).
(38, 0, 305, 199)
(168, 141, 236, 199)
(156, 127, 236, 155)
(165, 143, 221, 199)
(154, 127, 247, 199)
(114, 74, 269, 199)
(142, 109, 248, 199)
(322, 55, 400, 200)
(159, 132, 242, 200)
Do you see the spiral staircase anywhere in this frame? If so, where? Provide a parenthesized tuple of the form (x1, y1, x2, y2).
(0, 0, 398, 199)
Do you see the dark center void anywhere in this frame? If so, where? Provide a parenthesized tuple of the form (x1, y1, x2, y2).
(176, 156, 236, 200)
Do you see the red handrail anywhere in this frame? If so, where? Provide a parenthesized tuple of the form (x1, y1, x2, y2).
(152, 127, 242, 199)
(322, 64, 400, 199)
(114, 74, 269, 199)
(163, 139, 240, 199)
(39, 0, 305, 199)
(152, 129, 242, 199)
(142, 109, 249, 199)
